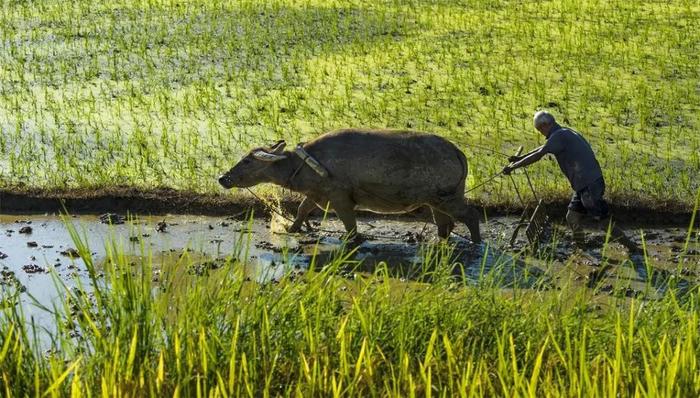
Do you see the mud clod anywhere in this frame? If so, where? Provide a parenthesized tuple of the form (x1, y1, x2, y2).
(0, 251, 7, 259)
(1, 269, 25, 292)
(60, 248, 81, 258)
(403, 232, 417, 244)
(672, 235, 687, 243)
(156, 220, 168, 233)
(22, 264, 45, 274)
(19, 226, 33, 234)
(643, 232, 660, 241)
(99, 213, 125, 225)
(255, 241, 283, 252)
(27, 241, 38, 248)
(187, 259, 226, 276)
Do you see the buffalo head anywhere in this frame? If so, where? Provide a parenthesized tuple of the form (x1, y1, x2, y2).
(218, 140, 287, 188)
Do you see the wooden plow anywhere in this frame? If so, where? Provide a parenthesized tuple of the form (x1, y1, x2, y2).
(507, 147, 550, 249)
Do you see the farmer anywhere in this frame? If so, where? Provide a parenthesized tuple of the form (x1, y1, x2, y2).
(502, 111, 639, 253)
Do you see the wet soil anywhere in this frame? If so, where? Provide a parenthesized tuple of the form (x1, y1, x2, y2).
(0, 187, 696, 226)
(1, 212, 698, 321)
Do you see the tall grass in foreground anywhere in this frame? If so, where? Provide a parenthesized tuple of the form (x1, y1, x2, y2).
(1, 219, 699, 397)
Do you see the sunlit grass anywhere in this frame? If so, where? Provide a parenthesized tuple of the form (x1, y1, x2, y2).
(1, 209, 699, 396)
(0, 0, 698, 208)
(1, 1, 699, 395)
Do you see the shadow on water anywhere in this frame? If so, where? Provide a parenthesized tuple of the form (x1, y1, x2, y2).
(628, 254, 695, 297)
(251, 236, 548, 289)
(583, 248, 696, 299)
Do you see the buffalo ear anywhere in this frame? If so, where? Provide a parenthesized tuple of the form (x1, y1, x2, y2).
(269, 140, 286, 154)
(252, 150, 287, 162)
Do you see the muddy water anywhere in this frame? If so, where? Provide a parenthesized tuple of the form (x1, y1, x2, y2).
(1, 213, 698, 323)
(0, 214, 524, 292)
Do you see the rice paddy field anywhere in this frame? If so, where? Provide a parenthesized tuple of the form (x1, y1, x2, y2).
(1, 0, 700, 396)
(0, 0, 698, 207)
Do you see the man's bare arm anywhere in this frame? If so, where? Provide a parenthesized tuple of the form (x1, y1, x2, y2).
(512, 147, 546, 169)
(503, 146, 547, 174)
(509, 145, 544, 162)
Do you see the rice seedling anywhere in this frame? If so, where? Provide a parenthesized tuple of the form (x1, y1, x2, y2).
(0, 0, 697, 208)
(1, 1, 699, 395)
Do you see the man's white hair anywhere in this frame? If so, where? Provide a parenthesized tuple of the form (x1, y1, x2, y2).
(533, 110, 556, 128)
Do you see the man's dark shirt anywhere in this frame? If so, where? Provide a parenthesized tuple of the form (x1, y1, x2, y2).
(541, 124, 603, 191)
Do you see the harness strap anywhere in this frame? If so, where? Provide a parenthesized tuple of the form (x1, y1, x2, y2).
(294, 144, 329, 178)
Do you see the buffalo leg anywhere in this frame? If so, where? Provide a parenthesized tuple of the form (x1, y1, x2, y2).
(434, 197, 481, 243)
(287, 196, 317, 233)
(431, 208, 455, 239)
(329, 196, 359, 240)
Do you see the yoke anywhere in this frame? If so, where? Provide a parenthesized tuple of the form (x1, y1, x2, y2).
(294, 144, 329, 178)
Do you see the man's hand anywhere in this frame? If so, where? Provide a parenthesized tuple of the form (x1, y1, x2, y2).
(502, 164, 514, 175)
(507, 155, 523, 163)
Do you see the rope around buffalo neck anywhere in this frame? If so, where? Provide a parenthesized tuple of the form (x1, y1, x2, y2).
(464, 170, 506, 194)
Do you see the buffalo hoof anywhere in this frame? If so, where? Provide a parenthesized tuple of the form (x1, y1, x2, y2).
(286, 225, 302, 233)
(342, 232, 365, 246)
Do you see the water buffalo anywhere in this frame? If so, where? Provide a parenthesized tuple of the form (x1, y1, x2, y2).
(218, 129, 481, 242)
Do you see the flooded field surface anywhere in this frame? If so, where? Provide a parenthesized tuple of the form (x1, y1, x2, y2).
(1, 213, 698, 318)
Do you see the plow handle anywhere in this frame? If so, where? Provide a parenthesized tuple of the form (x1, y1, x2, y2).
(511, 145, 540, 201)
(508, 146, 525, 206)
(513, 146, 523, 161)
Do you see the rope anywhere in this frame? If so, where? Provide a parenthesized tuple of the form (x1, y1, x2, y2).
(465, 171, 505, 194)
(461, 143, 512, 158)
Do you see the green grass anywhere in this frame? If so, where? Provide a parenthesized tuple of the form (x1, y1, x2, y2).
(1, 214, 699, 396)
(0, 0, 699, 208)
(1, 1, 699, 394)
(0, 0, 700, 397)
